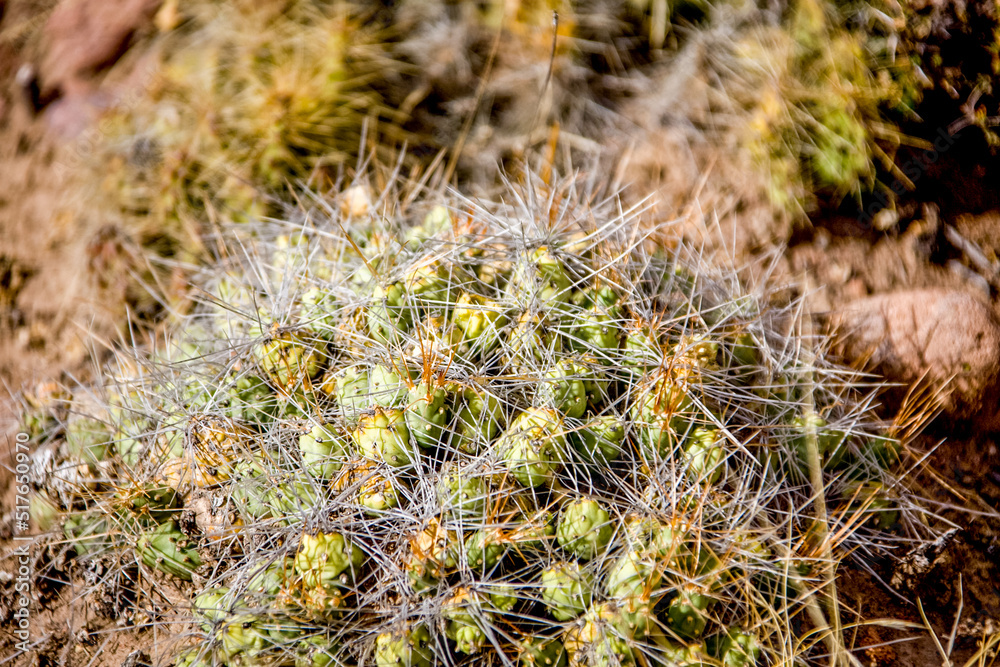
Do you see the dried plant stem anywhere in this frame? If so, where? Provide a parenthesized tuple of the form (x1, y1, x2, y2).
(799, 277, 853, 667)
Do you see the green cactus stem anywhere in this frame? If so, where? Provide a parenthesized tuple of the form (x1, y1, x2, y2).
(136, 520, 202, 580)
(498, 408, 567, 488)
(557, 498, 614, 561)
(541, 561, 595, 621)
(353, 407, 415, 467)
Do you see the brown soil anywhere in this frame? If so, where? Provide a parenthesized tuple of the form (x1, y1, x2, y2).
(834, 429, 1000, 666)
(0, 1, 171, 657)
(2, 1, 1000, 666)
(0, 0, 153, 435)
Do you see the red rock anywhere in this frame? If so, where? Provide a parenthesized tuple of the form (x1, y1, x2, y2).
(38, 0, 161, 95)
(829, 288, 1000, 430)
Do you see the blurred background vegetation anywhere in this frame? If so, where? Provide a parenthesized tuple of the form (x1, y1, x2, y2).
(4, 0, 1000, 344)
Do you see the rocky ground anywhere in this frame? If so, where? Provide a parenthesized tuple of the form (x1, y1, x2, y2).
(2, 1, 1000, 666)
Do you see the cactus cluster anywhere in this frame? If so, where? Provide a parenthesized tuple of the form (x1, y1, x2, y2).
(22, 178, 914, 666)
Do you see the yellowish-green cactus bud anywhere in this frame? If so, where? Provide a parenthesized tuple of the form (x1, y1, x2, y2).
(541, 561, 594, 621)
(375, 624, 433, 667)
(136, 520, 202, 580)
(254, 329, 326, 392)
(556, 497, 614, 561)
(294, 531, 364, 590)
(353, 407, 415, 467)
(498, 407, 567, 488)
(299, 423, 351, 479)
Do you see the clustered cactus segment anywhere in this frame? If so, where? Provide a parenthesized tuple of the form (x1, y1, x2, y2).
(24, 179, 917, 666)
(498, 408, 568, 488)
(405, 517, 459, 594)
(573, 415, 625, 463)
(561, 602, 635, 667)
(666, 585, 714, 639)
(254, 330, 326, 393)
(541, 562, 595, 621)
(294, 532, 364, 592)
(135, 520, 202, 580)
(442, 588, 491, 655)
(463, 528, 506, 574)
(556, 498, 614, 561)
(448, 382, 503, 454)
(352, 407, 415, 467)
(605, 547, 665, 603)
(437, 465, 488, 520)
(375, 624, 434, 667)
(406, 380, 450, 449)
(299, 424, 350, 479)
